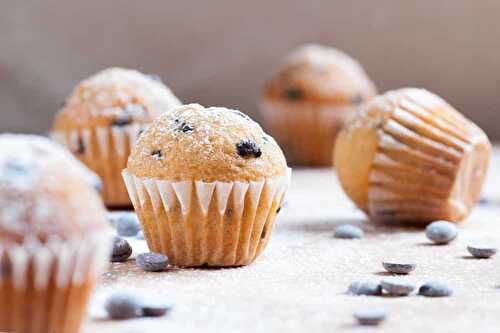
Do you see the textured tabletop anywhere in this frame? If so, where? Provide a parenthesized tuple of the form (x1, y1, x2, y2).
(83, 149, 500, 333)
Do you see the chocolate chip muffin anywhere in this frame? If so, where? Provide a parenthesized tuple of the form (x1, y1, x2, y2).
(334, 88, 491, 225)
(260, 44, 377, 166)
(0, 134, 112, 333)
(123, 104, 291, 267)
(51, 67, 181, 207)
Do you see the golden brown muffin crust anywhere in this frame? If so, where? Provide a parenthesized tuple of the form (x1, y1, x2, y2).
(127, 104, 288, 182)
(53, 67, 181, 130)
(264, 44, 376, 105)
(0, 134, 110, 243)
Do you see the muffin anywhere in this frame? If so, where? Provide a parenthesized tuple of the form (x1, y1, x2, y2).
(260, 44, 377, 166)
(334, 88, 491, 225)
(122, 104, 291, 267)
(0, 134, 112, 333)
(51, 67, 181, 207)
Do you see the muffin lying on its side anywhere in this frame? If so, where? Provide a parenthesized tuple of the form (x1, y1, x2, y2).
(123, 104, 291, 267)
(52, 67, 181, 207)
(334, 88, 491, 225)
(0, 134, 112, 333)
(260, 44, 377, 166)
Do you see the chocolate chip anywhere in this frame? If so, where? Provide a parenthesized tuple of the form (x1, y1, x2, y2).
(178, 122, 194, 132)
(284, 87, 303, 101)
(108, 212, 141, 237)
(151, 149, 163, 160)
(348, 280, 382, 296)
(261, 226, 267, 239)
(136, 252, 168, 272)
(382, 261, 416, 275)
(351, 94, 364, 105)
(105, 292, 142, 319)
(111, 237, 132, 262)
(418, 281, 453, 297)
(380, 278, 415, 296)
(232, 110, 251, 120)
(142, 304, 172, 317)
(467, 245, 497, 259)
(236, 139, 262, 158)
(353, 308, 386, 326)
(426, 221, 457, 245)
(334, 225, 363, 239)
(112, 114, 132, 127)
(276, 207, 281, 214)
(76, 137, 85, 154)
(147, 74, 163, 83)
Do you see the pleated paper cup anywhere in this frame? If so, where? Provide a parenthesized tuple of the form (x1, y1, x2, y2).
(0, 234, 111, 333)
(122, 168, 292, 267)
(260, 99, 354, 166)
(52, 124, 147, 207)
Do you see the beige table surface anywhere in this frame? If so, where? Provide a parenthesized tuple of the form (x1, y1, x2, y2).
(83, 149, 500, 333)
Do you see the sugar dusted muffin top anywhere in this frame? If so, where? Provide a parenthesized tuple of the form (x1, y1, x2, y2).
(0, 134, 110, 243)
(264, 44, 376, 105)
(53, 67, 181, 129)
(127, 104, 288, 182)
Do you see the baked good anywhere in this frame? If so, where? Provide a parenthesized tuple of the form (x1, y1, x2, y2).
(260, 44, 376, 166)
(0, 134, 111, 333)
(334, 88, 491, 225)
(123, 104, 291, 267)
(51, 67, 181, 207)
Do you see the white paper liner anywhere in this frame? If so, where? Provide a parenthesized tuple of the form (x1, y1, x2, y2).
(51, 124, 145, 158)
(122, 168, 292, 266)
(0, 233, 111, 291)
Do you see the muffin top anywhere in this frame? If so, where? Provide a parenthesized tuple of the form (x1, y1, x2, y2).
(0, 134, 110, 244)
(264, 44, 376, 105)
(53, 67, 181, 129)
(127, 104, 288, 182)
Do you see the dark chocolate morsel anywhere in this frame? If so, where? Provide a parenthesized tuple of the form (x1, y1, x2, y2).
(351, 94, 364, 105)
(76, 137, 85, 154)
(112, 114, 133, 127)
(276, 207, 281, 214)
(236, 139, 262, 158)
(151, 149, 163, 160)
(179, 122, 194, 132)
(284, 87, 303, 101)
(261, 226, 267, 239)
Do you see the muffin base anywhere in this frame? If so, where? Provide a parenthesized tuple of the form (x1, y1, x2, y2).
(123, 169, 291, 267)
(0, 235, 111, 333)
(52, 124, 145, 207)
(260, 99, 355, 166)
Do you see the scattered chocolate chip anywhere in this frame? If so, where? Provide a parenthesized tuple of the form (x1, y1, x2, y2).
(353, 308, 386, 326)
(138, 129, 145, 137)
(105, 292, 142, 319)
(276, 207, 281, 214)
(112, 114, 133, 127)
(236, 139, 262, 158)
(284, 87, 303, 101)
(382, 261, 416, 275)
(136, 230, 145, 240)
(467, 245, 497, 259)
(142, 304, 172, 317)
(334, 225, 363, 239)
(380, 278, 415, 296)
(151, 149, 163, 160)
(419, 281, 453, 297)
(426, 221, 457, 245)
(111, 237, 132, 262)
(260, 226, 267, 239)
(108, 212, 141, 237)
(348, 280, 382, 296)
(76, 137, 85, 154)
(136, 252, 169, 272)
(147, 74, 163, 83)
(351, 94, 364, 105)
(178, 122, 194, 132)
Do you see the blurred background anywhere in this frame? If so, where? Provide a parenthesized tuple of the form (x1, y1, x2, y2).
(1, 0, 499, 139)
